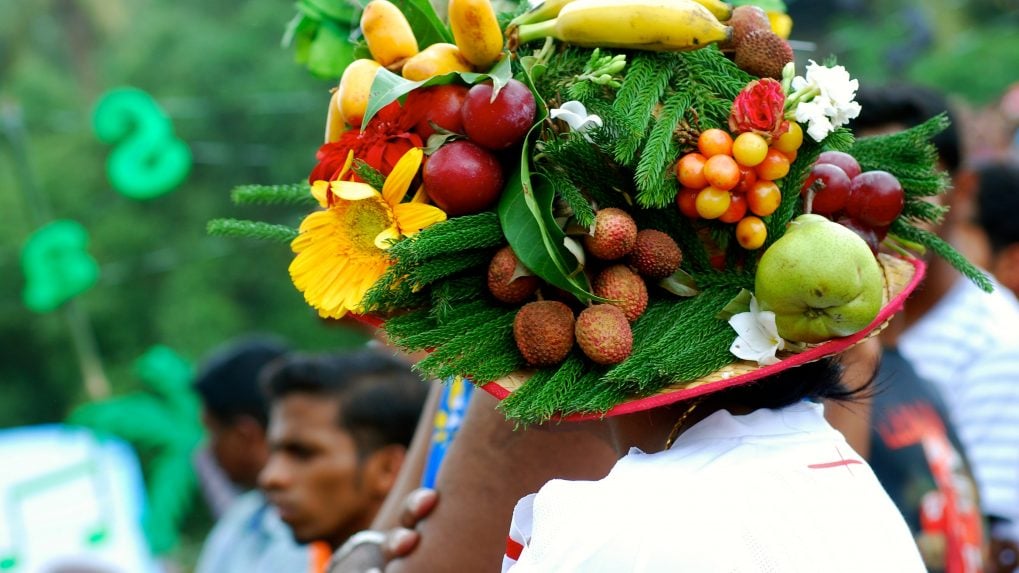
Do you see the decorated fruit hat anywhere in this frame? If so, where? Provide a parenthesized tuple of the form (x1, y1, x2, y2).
(280, 0, 989, 425)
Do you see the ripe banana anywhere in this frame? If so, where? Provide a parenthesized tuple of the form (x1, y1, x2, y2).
(516, 0, 732, 52)
(508, 0, 577, 28)
(402, 43, 474, 81)
(448, 0, 504, 69)
(690, 0, 732, 21)
(768, 11, 793, 39)
(337, 59, 382, 127)
(324, 89, 347, 143)
(361, 0, 419, 69)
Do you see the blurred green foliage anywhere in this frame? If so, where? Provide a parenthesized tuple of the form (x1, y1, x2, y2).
(0, 0, 368, 431)
(791, 0, 1019, 105)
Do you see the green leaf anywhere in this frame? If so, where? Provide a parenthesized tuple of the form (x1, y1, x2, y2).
(498, 160, 599, 303)
(387, 0, 454, 47)
(303, 0, 357, 21)
(715, 288, 753, 321)
(307, 19, 355, 79)
(362, 55, 512, 126)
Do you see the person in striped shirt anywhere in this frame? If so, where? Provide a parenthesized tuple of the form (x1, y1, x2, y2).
(856, 86, 1019, 572)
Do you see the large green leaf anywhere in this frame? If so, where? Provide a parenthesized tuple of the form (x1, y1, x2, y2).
(386, 0, 454, 47)
(307, 19, 355, 78)
(498, 159, 599, 303)
(362, 55, 512, 125)
(302, 0, 356, 21)
(495, 55, 599, 303)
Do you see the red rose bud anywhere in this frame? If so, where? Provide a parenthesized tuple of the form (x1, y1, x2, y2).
(728, 78, 789, 142)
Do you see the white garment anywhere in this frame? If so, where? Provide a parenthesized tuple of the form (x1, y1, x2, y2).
(195, 490, 310, 573)
(503, 402, 925, 572)
(899, 276, 1019, 540)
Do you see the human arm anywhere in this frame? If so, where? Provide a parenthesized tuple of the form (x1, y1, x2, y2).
(385, 390, 617, 573)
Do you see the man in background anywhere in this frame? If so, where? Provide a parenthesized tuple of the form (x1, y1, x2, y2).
(975, 160, 1019, 297)
(192, 336, 310, 573)
(259, 348, 428, 565)
(855, 85, 1019, 573)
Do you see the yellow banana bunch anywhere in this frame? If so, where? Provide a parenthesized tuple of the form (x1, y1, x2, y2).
(336, 59, 382, 128)
(516, 0, 732, 52)
(402, 43, 474, 81)
(690, 0, 732, 21)
(361, 0, 419, 69)
(448, 0, 504, 69)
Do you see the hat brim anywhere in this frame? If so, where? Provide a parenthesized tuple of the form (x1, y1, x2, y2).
(480, 254, 926, 422)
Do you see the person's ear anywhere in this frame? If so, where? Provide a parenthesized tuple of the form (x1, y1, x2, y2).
(362, 444, 407, 498)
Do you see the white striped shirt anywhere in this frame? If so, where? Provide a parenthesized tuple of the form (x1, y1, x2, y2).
(899, 276, 1019, 540)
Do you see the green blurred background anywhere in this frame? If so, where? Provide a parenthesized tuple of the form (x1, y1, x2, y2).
(0, 0, 1016, 568)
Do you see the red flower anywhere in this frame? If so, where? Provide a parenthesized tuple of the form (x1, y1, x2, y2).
(309, 100, 424, 184)
(728, 78, 790, 141)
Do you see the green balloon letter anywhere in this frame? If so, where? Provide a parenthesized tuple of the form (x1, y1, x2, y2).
(21, 220, 100, 313)
(93, 88, 191, 200)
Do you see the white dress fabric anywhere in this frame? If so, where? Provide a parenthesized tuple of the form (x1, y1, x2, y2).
(502, 402, 925, 572)
(899, 276, 1019, 540)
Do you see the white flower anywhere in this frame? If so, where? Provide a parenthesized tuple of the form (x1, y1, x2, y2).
(728, 295, 786, 366)
(788, 60, 861, 142)
(550, 101, 603, 141)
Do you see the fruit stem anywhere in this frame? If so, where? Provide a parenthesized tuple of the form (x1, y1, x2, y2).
(517, 19, 558, 46)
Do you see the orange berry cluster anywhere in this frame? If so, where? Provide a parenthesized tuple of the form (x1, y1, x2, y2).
(674, 123, 804, 250)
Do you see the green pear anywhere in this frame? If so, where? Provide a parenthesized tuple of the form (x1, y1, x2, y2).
(755, 214, 884, 343)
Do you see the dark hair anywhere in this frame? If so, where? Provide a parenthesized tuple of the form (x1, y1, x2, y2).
(262, 348, 428, 454)
(703, 356, 859, 413)
(192, 335, 289, 428)
(976, 160, 1019, 253)
(852, 84, 961, 175)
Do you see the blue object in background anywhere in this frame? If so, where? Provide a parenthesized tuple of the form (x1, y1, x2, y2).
(421, 376, 474, 488)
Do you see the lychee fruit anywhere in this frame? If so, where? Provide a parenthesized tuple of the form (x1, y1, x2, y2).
(488, 246, 540, 304)
(727, 5, 771, 50)
(513, 301, 576, 367)
(575, 305, 633, 365)
(629, 230, 683, 279)
(734, 30, 794, 80)
(584, 208, 638, 260)
(593, 265, 648, 323)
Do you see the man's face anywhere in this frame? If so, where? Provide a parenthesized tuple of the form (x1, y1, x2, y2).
(201, 408, 263, 488)
(259, 394, 375, 547)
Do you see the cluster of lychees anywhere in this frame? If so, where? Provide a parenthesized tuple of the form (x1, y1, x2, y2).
(674, 124, 804, 250)
(800, 150, 905, 252)
(488, 208, 683, 367)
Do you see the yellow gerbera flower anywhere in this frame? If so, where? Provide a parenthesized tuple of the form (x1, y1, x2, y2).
(289, 147, 446, 319)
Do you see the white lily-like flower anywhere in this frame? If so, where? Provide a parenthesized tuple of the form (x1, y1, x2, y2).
(728, 295, 786, 366)
(788, 60, 861, 142)
(550, 100, 603, 141)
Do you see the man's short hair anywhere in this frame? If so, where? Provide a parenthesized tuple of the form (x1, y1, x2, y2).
(852, 84, 961, 175)
(262, 348, 428, 454)
(192, 335, 289, 428)
(976, 160, 1019, 253)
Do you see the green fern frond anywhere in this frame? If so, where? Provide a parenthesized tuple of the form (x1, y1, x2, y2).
(352, 160, 387, 189)
(890, 220, 992, 292)
(635, 91, 690, 208)
(231, 183, 317, 207)
(207, 219, 297, 243)
(388, 212, 504, 263)
(613, 53, 674, 166)
(542, 165, 596, 228)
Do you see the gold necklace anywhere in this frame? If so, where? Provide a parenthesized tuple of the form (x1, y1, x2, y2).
(664, 398, 704, 450)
